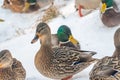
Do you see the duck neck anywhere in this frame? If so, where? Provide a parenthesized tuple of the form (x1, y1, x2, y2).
(39, 34, 53, 56)
(112, 48, 120, 57)
(37, 34, 53, 66)
(40, 35, 52, 47)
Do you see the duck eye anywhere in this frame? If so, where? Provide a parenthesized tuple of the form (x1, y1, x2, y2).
(59, 28, 63, 32)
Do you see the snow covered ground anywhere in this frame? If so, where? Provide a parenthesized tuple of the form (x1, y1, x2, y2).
(0, 0, 120, 80)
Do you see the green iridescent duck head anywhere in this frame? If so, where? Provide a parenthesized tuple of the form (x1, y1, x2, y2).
(57, 25, 79, 45)
(101, 0, 113, 13)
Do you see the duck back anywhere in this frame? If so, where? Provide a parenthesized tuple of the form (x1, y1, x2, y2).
(102, 9, 120, 27)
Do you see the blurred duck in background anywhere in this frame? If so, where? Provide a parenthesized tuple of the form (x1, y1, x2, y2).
(2, 0, 53, 13)
(90, 28, 120, 80)
(0, 50, 26, 80)
(100, 0, 120, 27)
(75, 0, 101, 17)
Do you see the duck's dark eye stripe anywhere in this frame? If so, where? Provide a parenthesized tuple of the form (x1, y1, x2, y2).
(37, 27, 44, 32)
(36, 23, 47, 32)
(0, 52, 5, 58)
(2, 56, 6, 60)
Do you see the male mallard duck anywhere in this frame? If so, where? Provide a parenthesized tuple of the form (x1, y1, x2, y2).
(100, 0, 120, 27)
(2, 0, 40, 13)
(89, 28, 120, 80)
(0, 50, 26, 80)
(51, 25, 80, 49)
(75, 0, 101, 17)
(31, 22, 97, 80)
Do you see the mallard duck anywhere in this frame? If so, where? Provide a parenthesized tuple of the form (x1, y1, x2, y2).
(31, 22, 97, 80)
(2, 0, 40, 13)
(89, 28, 120, 80)
(0, 50, 26, 80)
(90, 56, 120, 80)
(51, 25, 80, 49)
(75, 0, 101, 17)
(100, 0, 120, 27)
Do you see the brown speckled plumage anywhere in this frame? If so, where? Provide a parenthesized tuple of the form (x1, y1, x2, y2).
(0, 50, 26, 80)
(31, 22, 97, 79)
(90, 28, 120, 80)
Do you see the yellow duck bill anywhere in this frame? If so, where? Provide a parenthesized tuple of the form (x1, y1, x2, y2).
(101, 3, 107, 13)
(69, 35, 79, 45)
(22, 2, 30, 12)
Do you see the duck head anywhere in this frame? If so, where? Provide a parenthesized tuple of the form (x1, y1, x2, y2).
(57, 25, 79, 45)
(114, 28, 120, 50)
(0, 50, 13, 69)
(101, 0, 113, 13)
(31, 22, 51, 44)
(112, 28, 120, 57)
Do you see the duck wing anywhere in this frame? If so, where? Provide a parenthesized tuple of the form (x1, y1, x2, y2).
(52, 46, 96, 74)
(12, 58, 26, 79)
(90, 56, 120, 80)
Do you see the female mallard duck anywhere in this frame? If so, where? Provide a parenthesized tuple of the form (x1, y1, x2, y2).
(51, 25, 80, 49)
(100, 0, 120, 27)
(0, 50, 26, 80)
(31, 22, 97, 80)
(2, 0, 40, 13)
(75, 0, 101, 17)
(89, 28, 120, 80)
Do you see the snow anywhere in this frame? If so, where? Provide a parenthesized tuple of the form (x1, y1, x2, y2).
(0, 0, 120, 80)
